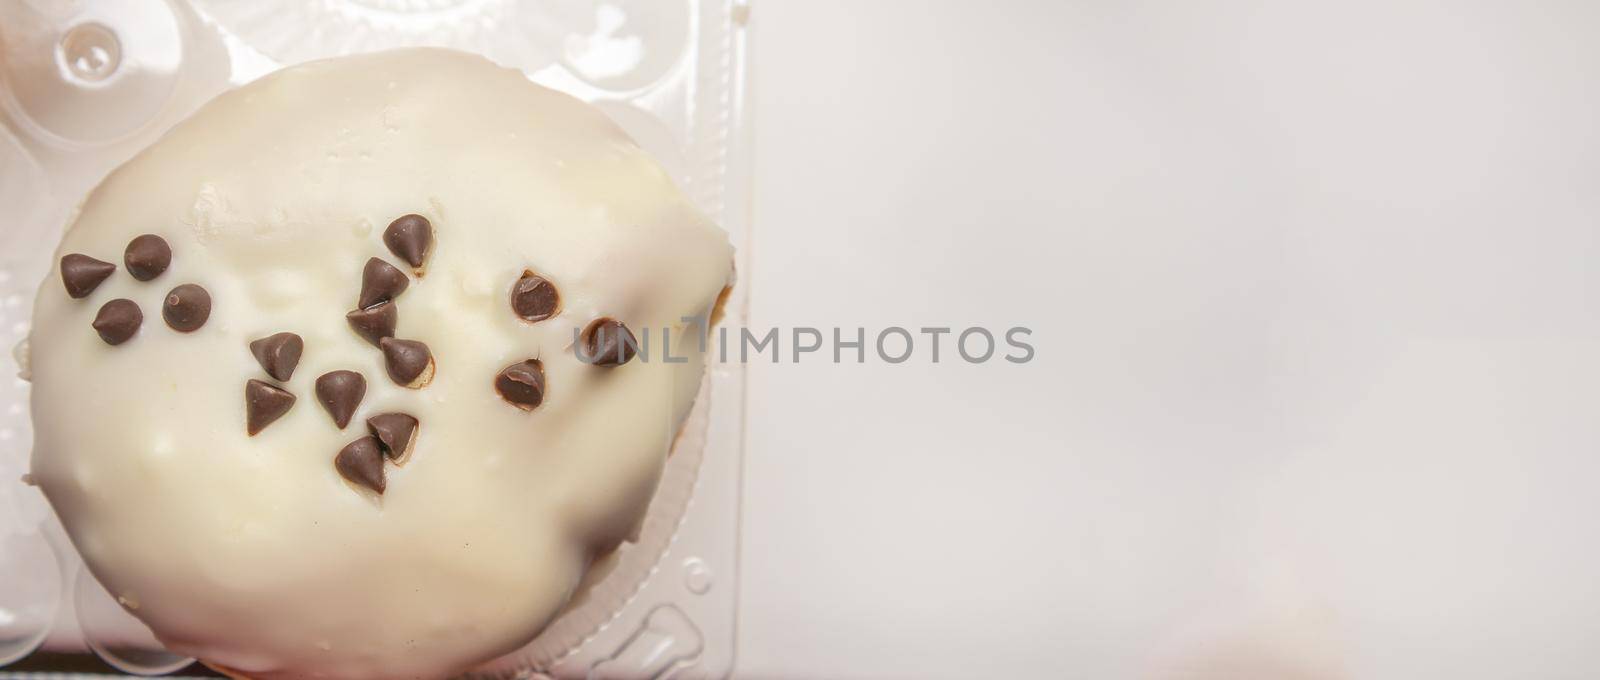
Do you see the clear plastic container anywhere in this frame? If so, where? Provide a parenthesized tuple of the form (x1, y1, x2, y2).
(0, 1, 751, 676)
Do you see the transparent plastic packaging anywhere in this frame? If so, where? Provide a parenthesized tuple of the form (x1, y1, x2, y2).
(0, 1, 751, 677)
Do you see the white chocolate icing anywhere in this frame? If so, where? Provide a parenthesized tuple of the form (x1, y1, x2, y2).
(27, 49, 731, 679)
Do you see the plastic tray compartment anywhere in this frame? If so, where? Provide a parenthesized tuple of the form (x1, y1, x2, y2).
(0, 1, 751, 677)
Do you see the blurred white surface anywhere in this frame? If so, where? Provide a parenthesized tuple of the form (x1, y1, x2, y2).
(740, 1, 1600, 678)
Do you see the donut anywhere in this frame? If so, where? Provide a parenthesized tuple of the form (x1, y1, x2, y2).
(27, 48, 732, 679)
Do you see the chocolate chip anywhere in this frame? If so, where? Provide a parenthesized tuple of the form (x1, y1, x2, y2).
(383, 214, 432, 271)
(91, 299, 142, 345)
(161, 283, 211, 332)
(358, 257, 410, 309)
(249, 332, 303, 381)
(334, 436, 386, 494)
(245, 379, 296, 436)
(60, 254, 115, 298)
(315, 370, 366, 429)
(494, 360, 545, 411)
(379, 337, 434, 388)
(510, 270, 560, 322)
(366, 413, 418, 463)
(123, 234, 171, 281)
(581, 317, 637, 367)
(345, 301, 397, 347)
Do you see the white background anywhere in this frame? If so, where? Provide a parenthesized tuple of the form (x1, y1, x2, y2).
(739, 1, 1600, 678)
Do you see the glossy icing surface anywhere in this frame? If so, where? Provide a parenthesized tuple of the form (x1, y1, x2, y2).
(27, 48, 731, 679)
